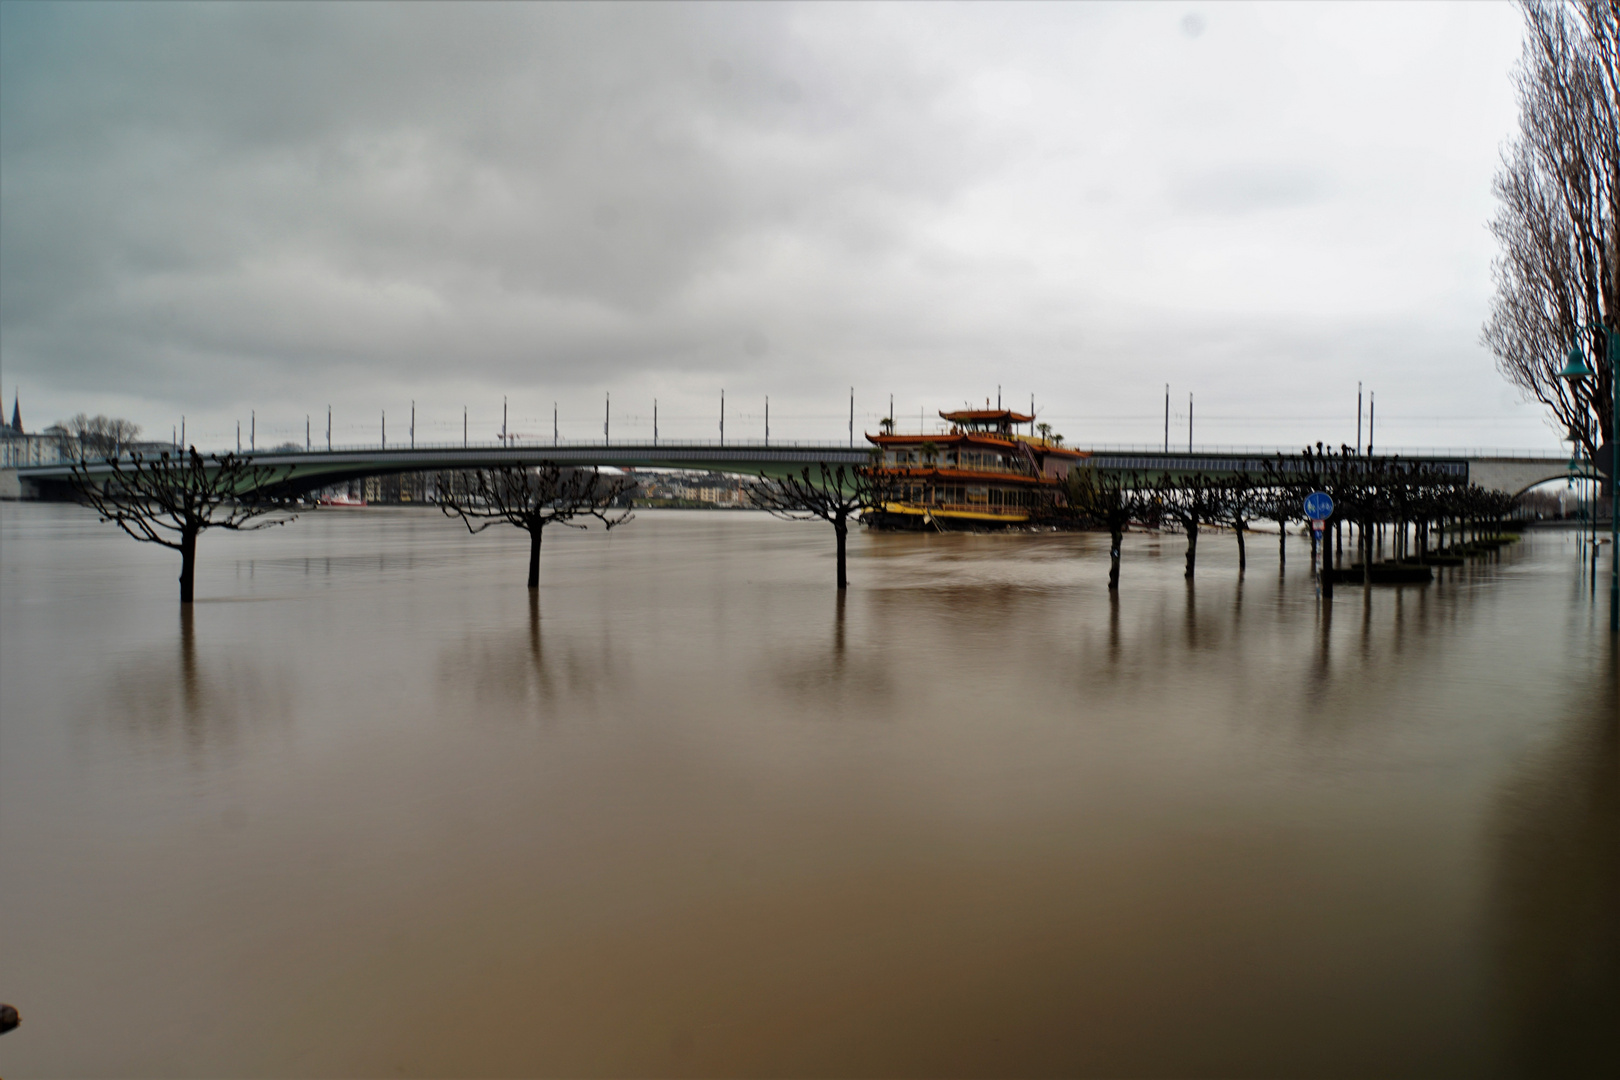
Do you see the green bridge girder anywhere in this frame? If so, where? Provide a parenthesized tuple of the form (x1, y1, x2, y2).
(18, 443, 877, 498)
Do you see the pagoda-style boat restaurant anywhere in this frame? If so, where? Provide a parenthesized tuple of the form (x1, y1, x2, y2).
(865, 408, 1087, 530)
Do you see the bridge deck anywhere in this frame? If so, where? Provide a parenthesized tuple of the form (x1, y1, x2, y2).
(11, 443, 1592, 497)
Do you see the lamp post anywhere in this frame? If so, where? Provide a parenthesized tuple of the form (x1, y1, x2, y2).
(1566, 428, 1582, 554)
(1559, 326, 1618, 631)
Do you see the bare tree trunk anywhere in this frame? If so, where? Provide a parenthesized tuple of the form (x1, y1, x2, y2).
(1278, 519, 1286, 568)
(527, 528, 543, 589)
(1362, 518, 1372, 587)
(179, 526, 197, 604)
(1184, 518, 1199, 579)
(1108, 521, 1123, 591)
(1235, 520, 1247, 575)
(834, 514, 848, 590)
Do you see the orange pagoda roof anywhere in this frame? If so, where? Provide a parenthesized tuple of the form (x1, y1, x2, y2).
(939, 408, 1034, 424)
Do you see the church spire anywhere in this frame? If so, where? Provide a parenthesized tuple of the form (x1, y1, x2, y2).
(9, 391, 20, 434)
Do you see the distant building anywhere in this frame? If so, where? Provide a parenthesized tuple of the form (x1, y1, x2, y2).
(0, 392, 61, 467)
(631, 469, 754, 508)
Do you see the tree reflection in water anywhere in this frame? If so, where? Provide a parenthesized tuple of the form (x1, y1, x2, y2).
(770, 591, 893, 707)
(104, 605, 291, 762)
(435, 592, 619, 718)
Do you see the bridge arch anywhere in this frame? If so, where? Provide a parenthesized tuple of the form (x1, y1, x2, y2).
(1467, 459, 1607, 497)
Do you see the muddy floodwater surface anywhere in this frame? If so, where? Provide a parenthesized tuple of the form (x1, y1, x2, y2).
(1, 503, 1615, 1077)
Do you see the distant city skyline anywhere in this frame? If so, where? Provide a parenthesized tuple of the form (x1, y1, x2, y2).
(1, 2, 1550, 452)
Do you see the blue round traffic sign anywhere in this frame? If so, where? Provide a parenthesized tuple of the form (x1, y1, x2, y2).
(1303, 491, 1334, 519)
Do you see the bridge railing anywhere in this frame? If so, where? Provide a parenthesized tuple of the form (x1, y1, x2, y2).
(154, 438, 872, 456)
(102, 440, 1574, 459)
(1066, 443, 1570, 458)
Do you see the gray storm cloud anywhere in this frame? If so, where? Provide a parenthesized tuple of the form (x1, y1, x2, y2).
(1, 1, 1540, 448)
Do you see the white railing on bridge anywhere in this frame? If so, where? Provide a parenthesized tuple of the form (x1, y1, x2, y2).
(220, 442, 1572, 458)
(202, 438, 870, 455)
(1062, 443, 1569, 458)
(23, 438, 1572, 463)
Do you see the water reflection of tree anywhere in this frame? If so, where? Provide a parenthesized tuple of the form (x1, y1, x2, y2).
(770, 592, 892, 707)
(1069, 570, 1464, 732)
(106, 607, 292, 760)
(436, 593, 617, 716)
(1488, 648, 1618, 1076)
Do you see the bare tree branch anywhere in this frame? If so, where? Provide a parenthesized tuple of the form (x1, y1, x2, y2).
(69, 448, 296, 603)
(748, 464, 888, 589)
(1061, 465, 1152, 590)
(1486, 0, 1619, 463)
(435, 464, 634, 588)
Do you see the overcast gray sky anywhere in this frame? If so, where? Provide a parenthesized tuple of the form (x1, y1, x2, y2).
(1, 1, 1548, 451)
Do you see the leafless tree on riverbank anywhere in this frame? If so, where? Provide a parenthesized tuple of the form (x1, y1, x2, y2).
(435, 464, 634, 589)
(70, 449, 295, 603)
(56, 413, 143, 461)
(1486, 0, 1619, 465)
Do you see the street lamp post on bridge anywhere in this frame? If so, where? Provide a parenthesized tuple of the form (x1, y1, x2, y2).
(1559, 325, 1619, 632)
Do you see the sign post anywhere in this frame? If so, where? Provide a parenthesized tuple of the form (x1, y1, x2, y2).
(1303, 492, 1334, 520)
(1304, 492, 1334, 596)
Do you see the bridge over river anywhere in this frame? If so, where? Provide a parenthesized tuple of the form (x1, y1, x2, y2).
(7, 442, 1600, 500)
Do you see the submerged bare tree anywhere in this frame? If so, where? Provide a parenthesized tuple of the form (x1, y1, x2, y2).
(1260, 457, 1310, 568)
(1062, 465, 1149, 590)
(1156, 473, 1226, 580)
(1209, 474, 1262, 576)
(70, 449, 295, 603)
(749, 464, 880, 589)
(436, 464, 634, 588)
(1485, 0, 1619, 463)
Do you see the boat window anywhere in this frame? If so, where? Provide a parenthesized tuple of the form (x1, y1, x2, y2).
(960, 451, 1007, 471)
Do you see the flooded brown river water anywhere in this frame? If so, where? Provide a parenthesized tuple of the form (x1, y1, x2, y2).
(1, 503, 1615, 1077)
